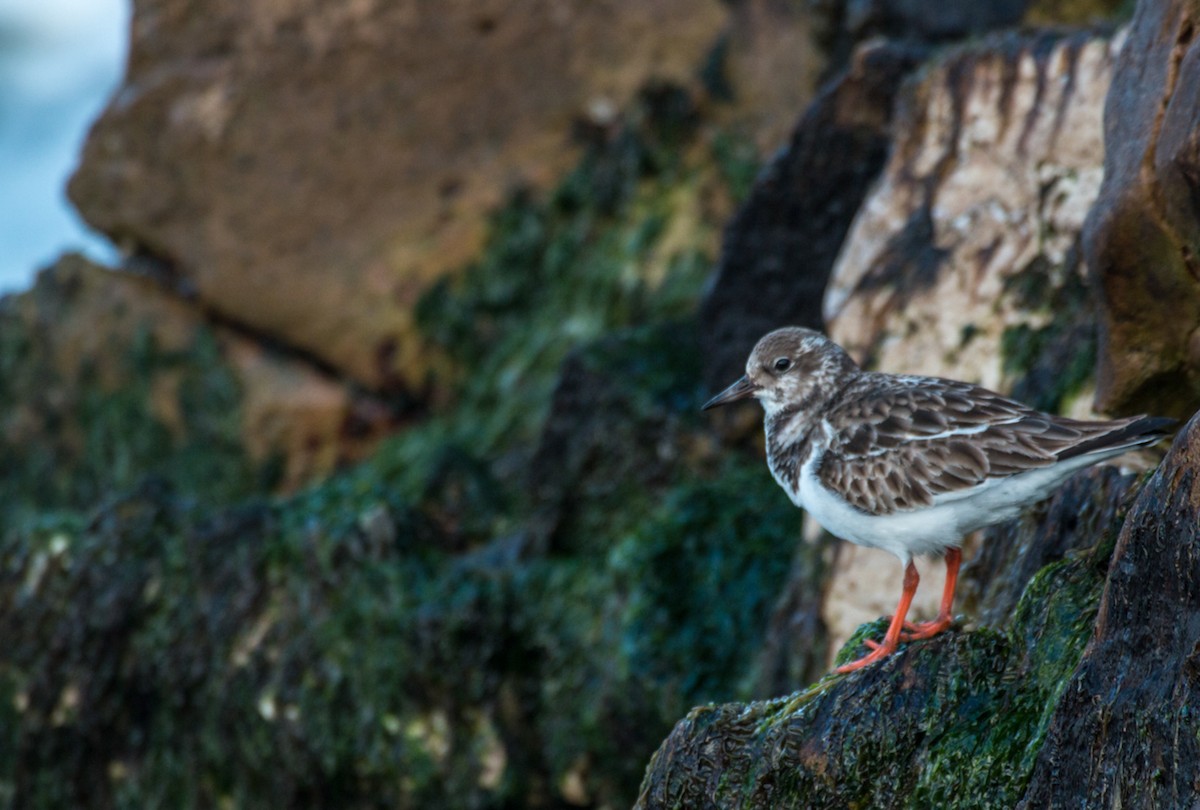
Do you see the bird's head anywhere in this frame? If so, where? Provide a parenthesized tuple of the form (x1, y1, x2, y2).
(702, 327, 858, 417)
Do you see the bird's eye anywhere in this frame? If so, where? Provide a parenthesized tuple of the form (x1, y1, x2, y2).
(774, 357, 791, 372)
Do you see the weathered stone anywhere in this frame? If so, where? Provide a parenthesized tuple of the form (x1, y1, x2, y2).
(1023, 0, 1128, 25)
(700, 40, 928, 392)
(1083, 0, 1200, 418)
(716, 0, 827, 152)
(527, 322, 711, 554)
(0, 255, 392, 502)
(69, 0, 823, 393)
(750, 534, 835, 695)
(825, 29, 1116, 405)
(636, 530, 1111, 809)
(843, 0, 1029, 43)
(1019, 410, 1200, 808)
(813, 0, 1032, 68)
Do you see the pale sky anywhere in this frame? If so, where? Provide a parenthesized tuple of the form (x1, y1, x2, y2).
(0, 0, 130, 293)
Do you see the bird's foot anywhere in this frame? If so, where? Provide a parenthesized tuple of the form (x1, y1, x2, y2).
(899, 615, 953, 642)
(837, 638, 900, 673)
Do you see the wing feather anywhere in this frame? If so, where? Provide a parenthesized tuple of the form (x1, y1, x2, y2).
(817, 375, 1160, 516)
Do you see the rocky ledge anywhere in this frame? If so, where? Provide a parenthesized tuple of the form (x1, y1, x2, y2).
(637, 411, 1200, 809)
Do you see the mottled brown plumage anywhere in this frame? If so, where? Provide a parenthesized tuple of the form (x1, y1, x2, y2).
(818, 375, 1160, 515)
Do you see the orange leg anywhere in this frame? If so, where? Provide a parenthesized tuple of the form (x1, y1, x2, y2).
(836, 560, 920, 673)
(901, 547, 961, 641)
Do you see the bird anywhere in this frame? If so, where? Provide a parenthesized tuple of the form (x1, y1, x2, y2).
(703, 326, 1176, 674)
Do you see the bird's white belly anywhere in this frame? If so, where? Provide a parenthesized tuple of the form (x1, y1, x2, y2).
(790, 451, 1103, 564)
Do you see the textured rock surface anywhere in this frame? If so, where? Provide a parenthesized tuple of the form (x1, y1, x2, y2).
(0, 101, 789, 808)
(68, 0, 822, 392)
(1083, 0, 1200, 418)
(814, 0, 1031, 68)
(1019, 410, 1200, 808)
(825, 29, 1116, 402)
(0, 256, 392, 509)
(700, 40, 927, 392)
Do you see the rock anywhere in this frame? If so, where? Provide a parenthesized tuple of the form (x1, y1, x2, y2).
(1023, 0, 1128, 25)
(750, 534, 836, 695)
(842, 0, 1029, 43)
(68, 0, 824, 393)
(1083, 0, 1200, 418)
(638, 453, 1161, 806)
(0, 341, 804, 808)
(715, 0, 828, 152)
(526, 322, 710, 554)
(825, 29, 1116, 407)
(813, 0, 1033, 69)
(0, 255, 393, 508)
(700, 40, 928, 392)
(1019, 410, 1200, 808)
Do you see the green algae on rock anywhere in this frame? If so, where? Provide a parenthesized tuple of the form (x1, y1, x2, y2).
(636, 553, 1108, 810)
(0, 88, 787, 807)
(0, 261, 266, 520)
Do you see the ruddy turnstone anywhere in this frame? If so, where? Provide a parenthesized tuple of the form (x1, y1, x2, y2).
(704, 326, 1176, 674)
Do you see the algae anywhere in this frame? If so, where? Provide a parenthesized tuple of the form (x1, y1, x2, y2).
(999, 257, 1097, 413)
(0, 319, 267, 523)
(0, 84, 780, 809)
(638, 548, 1112, 810)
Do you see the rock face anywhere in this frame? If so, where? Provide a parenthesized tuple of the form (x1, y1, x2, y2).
(1083, 0, 1200, 418)
(0, 94, 791, 809)
(699, 40, 927, 391)
(0, 256, 393, 508)
(1019, 410, 1200, 808)
(825, 29, 1115, 404)
(68, 0, 823, 393)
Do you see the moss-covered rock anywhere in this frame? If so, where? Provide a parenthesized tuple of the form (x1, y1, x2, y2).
(636, 542, 1110, 809)
(0, 260, 264, 519)
(0, 87, 794, 809)
(636, 415, 1200, 810)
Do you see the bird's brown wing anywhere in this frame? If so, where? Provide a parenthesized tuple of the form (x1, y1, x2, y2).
(818, 376, 1142, 516)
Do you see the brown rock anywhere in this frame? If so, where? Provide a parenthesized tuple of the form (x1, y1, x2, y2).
(1019, 408, 1200, 808)
(1023, 0, 1127, 25)
(825, 29, 1116, 403)
(1, 255, 392, 492)
(1083, 0, 1200, 418)
(70, 0, 824, 392)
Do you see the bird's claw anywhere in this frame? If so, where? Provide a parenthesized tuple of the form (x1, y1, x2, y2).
(836, 639, 898, 673)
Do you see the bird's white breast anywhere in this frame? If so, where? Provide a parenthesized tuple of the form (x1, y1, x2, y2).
(792, 442, 1113, 566)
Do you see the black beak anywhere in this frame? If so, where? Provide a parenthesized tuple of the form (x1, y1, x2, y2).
(702, 375, 760, 410)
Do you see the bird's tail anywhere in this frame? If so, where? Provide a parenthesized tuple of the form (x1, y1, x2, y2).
(1056, 415, 1178, 462)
